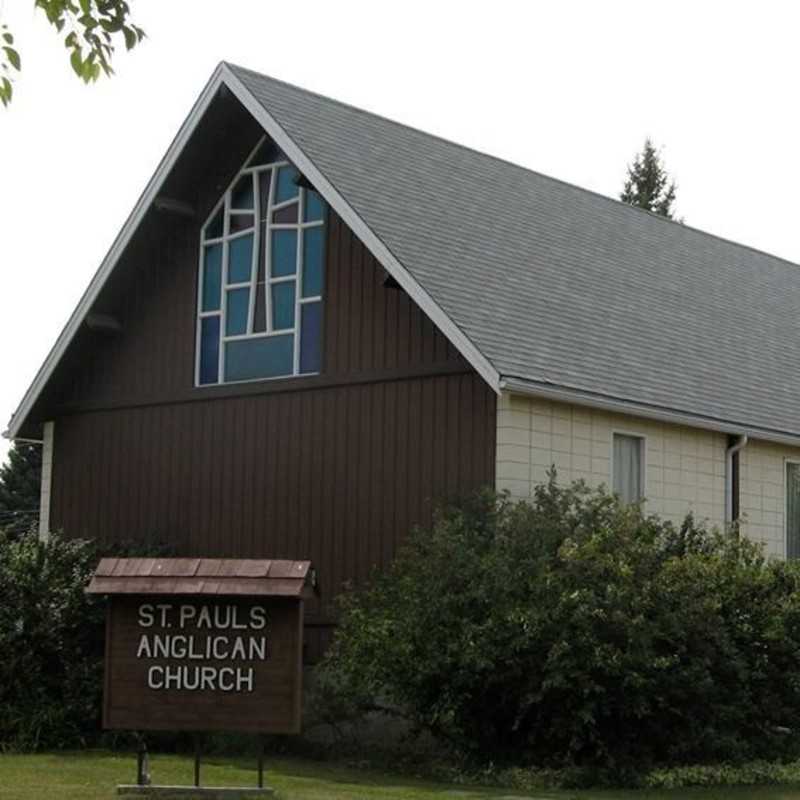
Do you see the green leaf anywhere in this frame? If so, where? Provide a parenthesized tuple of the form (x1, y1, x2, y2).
(79, 0, 91, 13)
(3, 32, 13, 45)
(1, 76, 12, 107)
(64, 31, 77, 47)
(122, 26, 136, 50)
(70, 47, 83, 78)
(3, 47, 20, 71)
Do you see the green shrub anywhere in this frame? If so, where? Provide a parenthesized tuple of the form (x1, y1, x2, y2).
(641, 759, 800, 789)
(316, 476, 800, 771)
(0, 530, 170, 751)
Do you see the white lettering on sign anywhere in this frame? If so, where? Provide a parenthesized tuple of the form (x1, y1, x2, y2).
(135, 602, 269, 694)
(146, 664, 255, 692)
(138, 604, 155, 627)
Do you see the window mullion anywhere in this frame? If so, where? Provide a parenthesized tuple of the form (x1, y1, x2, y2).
(247, 171, 259, 335)
(218, 190, 231, 383)
(266, 166, 277, 334)
(293, 187, 304, 375)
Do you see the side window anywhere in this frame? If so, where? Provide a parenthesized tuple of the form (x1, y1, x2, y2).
(786, 462, 800, 559)
(612, 433, 645, 504)
(196, 136, 326, 386)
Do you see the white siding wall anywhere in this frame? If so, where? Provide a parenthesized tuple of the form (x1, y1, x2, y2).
(496, 393, 728, 530)
(739, 440, 800, 559)
(496, 393, 800, 558)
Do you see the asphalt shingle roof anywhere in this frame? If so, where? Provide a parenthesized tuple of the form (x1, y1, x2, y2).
(12, 62, 800, 445)
(231, 64, 800, 439)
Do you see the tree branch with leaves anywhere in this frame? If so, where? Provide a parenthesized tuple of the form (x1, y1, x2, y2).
(1, 0, 145, 107)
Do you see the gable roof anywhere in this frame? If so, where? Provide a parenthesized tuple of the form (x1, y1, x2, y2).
(7, 62, 800, 446)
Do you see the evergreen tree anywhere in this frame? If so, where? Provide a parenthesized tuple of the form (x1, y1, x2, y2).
(0, 441, 41, 537)
(620, 138, 678, 219)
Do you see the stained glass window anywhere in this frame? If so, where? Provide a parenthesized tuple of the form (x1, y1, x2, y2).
(196, 135, 326, 385)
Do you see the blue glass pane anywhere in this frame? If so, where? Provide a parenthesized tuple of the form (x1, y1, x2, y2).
(205, 206, 223, 239)
(202, 244, 222, 311)
(226, 287, 249, 336)
(229, 213, 254, 234)
(253, 282, 266, 333)
(228, 235, 254, 283)
(199, 316, 220, 384)
(271, 229, 297, 277)
(304, 190, 324, 222)
(273, 203, 298, 224)
(271, 281, 295, 330)
(225, 335, 293, 382)
(275, 165, 299, 203)
(302, 227, 324, 298)
(299, 302, 322, 374)
(231, 174, 254, 210)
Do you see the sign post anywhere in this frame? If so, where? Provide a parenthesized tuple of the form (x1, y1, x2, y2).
(87, 557, 316, 798)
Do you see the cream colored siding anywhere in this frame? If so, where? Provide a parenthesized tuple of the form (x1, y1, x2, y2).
(738, 440, 800, 559)
(497, 393, 727, 530)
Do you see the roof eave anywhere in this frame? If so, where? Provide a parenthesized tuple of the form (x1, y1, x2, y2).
(4, 63, 229, 441)
(500, 376, 800, 448)
(4, 64, 500, 440)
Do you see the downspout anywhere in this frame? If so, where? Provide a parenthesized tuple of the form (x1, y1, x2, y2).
(725, 434, 748, 526)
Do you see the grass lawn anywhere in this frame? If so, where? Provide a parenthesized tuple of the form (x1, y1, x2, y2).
(2, 751, 800, 800)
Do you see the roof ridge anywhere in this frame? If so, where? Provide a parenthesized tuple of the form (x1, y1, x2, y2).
(226, 61, 800, 272)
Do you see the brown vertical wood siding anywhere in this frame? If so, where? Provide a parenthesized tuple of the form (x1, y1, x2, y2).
(51, 373, 494, 611)
(43, 127, 497, 657)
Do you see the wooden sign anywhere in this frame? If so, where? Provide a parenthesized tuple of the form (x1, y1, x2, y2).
(87, 558, 314, 735)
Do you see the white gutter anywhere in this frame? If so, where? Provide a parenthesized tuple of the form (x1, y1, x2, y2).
(725, 434, 748, 526)
(500, 377, 800, 449)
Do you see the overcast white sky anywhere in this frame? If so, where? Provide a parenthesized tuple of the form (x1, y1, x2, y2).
(1, 0, 799, 467)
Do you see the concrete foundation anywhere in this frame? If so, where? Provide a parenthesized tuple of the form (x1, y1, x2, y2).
(117, 786, 274, 799)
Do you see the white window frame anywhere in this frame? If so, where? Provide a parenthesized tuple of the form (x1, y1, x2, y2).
(38, 421, 55, 542)
(194, 136, 325, 387)
(783, 457, 800, 560)
(610, 430, 647, 504)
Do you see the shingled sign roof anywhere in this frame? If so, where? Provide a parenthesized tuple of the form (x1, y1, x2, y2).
(86, 557, 316, 598)
(7, 62, 800, 444)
